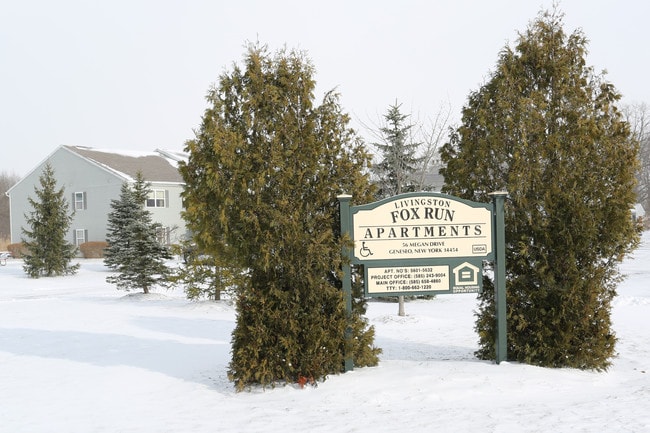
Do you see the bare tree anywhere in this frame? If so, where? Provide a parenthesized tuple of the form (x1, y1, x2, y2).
(1, 171, 21, 242)
(412, 101, 453, 191)
(623, 102, 650, 222)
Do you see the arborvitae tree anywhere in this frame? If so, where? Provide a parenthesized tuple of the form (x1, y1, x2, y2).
(180, 43, 380, 390)
(21, 164, 79, 278)
(371, 102, 424, 316)
(105, 173, 170, 294)
(440, 8, 640, 370)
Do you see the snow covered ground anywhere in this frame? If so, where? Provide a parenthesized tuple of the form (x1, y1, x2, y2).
(1, 233, 649, 433)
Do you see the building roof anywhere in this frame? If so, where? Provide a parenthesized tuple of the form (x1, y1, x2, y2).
(64, 145, 186, 183)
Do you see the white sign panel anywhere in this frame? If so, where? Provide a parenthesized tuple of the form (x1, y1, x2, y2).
(367, 265, 450, 294)
(352, 195, 492, 261)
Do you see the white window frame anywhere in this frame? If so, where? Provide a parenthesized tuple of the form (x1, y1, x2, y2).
(146, 190, 167, 208)
(155, 226, 171, 245)
(74, 229, 87, 246)
(74, 191, 86, 210)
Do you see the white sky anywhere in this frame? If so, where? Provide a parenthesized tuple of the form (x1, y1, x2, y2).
(2, 0, 648, 176)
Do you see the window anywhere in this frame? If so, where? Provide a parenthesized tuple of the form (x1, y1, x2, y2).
(74, 192, 86, 210)
(155, 226, 171, 245)
(74, 229, 87, 246)
(146, 190, 167, 208)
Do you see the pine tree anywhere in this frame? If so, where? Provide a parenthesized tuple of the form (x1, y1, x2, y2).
(372, 102, 424, 198)
(105, 173, 170, 294)
(104, 182, 136, 271)
(440, 8, 640, 369)
(21, 163, 79, 277)
(371, 102, 424, 316)
(168, 244, 242, 301)
(180, 43, 380, 390)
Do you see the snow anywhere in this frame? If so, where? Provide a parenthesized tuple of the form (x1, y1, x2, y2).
(70, 146, 188, 182)
(82, 147, 164, 159)
(82, 147, 188, 166)
(1, 234, 649, 433)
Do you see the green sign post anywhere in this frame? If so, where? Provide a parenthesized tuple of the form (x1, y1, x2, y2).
(490, 191, 508, 364)
(338, 191, 508, 370)
(338, 194, 354, 373)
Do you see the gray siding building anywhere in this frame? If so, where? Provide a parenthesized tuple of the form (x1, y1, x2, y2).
(6, 145, 188, 248)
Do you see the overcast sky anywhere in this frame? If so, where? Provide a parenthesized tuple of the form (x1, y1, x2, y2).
(2, 0, 648, 177)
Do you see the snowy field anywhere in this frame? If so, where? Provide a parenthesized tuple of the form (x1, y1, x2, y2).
(1, 233, 649, 433)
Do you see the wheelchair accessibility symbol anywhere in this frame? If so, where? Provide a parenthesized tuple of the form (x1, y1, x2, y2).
(359, 241, 373, 257)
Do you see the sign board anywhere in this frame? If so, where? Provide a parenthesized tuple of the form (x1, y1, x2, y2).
(365, 260, 483, 296)
(344, 192, 492, 297)
(366, 264, 450, 295)
(338, 191, 508, 370)
(351, 194, 493, 263)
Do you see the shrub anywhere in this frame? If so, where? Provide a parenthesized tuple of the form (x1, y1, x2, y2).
(79, 241, 108, 258)
(7, 243, 28, 258)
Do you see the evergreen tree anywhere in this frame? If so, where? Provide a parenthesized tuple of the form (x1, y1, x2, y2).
(21, 163, 79, 277)
(440, 8, 640, 370)
(168, 243, 242, 301)
(104, 182, 136, 270)
(371, 102, 424, 316)
(371, 102, 424, 198)
(105, 173, 170, 294)
(180, 44, 380, 390)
